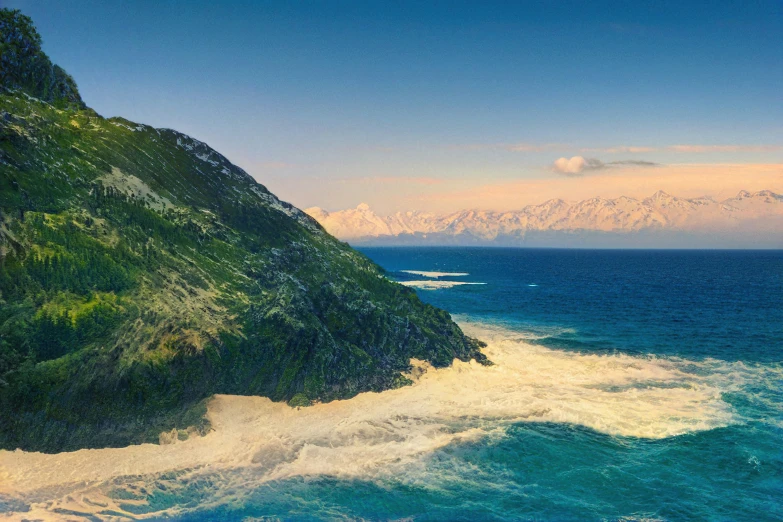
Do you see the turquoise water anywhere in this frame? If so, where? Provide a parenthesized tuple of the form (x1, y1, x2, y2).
(184, 249, 783, 521)
(6, 249, 781, 521)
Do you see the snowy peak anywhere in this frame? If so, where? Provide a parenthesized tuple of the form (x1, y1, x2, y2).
(305, 190, 783, 244)
(304, 203, 392, 239)
(643, 190, 677, 206)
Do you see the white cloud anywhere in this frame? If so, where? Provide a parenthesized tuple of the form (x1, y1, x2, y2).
(553, 157, 659, 175)
(553, 156, 603, 175)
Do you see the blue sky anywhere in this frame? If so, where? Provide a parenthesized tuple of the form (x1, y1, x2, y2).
(8, 0, 782, 212)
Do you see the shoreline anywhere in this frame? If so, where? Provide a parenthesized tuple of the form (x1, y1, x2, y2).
(0, 320, 746, 516)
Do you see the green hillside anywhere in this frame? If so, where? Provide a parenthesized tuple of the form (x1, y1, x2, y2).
(0, 9, 486, 452)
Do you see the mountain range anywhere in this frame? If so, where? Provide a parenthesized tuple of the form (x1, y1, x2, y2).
(306, 190, 783, 247)
(0, 9, 485, 452)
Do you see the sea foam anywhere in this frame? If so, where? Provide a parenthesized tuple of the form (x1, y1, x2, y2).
(399, 280, 486, 289)
(400, 270, 470, 278)
(0, 321, 770, 520)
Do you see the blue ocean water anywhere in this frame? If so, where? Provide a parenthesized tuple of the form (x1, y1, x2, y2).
(10, 249, 779, 521)
(367, 248, 783, 363)
(181, 249, 783, 521)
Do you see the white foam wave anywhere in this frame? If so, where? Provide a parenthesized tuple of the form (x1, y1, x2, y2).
(400, 270, 469, 278)
(1, 320, 772, 520)
(399, 280, 486, 290)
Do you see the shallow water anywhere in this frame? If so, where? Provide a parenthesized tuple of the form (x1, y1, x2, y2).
(1, 248, 781, 521)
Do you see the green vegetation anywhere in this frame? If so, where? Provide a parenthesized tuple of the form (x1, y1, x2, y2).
(0, 8, 486, 452)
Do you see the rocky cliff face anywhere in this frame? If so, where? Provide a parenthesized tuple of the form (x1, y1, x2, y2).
(306, 190, 783, 246)
(0, 9, 85, 109)
(0, 9, 486, 452)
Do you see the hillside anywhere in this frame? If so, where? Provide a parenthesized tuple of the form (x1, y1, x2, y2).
(0, 9, 486, 452)
(306, 190, 783, 247)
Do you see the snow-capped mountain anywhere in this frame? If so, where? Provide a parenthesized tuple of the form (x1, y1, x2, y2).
(305, 190, 783, 246)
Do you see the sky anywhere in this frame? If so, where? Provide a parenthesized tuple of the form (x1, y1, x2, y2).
(7, 0, 782, 214)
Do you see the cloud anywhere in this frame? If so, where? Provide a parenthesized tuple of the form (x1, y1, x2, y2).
(610, 160, 659, 167)
(553, 157, 659, 175)
(553, 156, 604, 175)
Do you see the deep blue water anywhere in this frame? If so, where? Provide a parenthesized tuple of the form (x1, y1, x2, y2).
(363, 248, 783, 363)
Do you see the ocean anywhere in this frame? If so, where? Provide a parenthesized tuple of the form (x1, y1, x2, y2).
(2, 248, 781, 521)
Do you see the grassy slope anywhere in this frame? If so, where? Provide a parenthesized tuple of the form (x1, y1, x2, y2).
(0, 90, 486, 452)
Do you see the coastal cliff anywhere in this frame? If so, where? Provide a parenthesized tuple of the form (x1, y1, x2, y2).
(0, 9, 486, 452)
